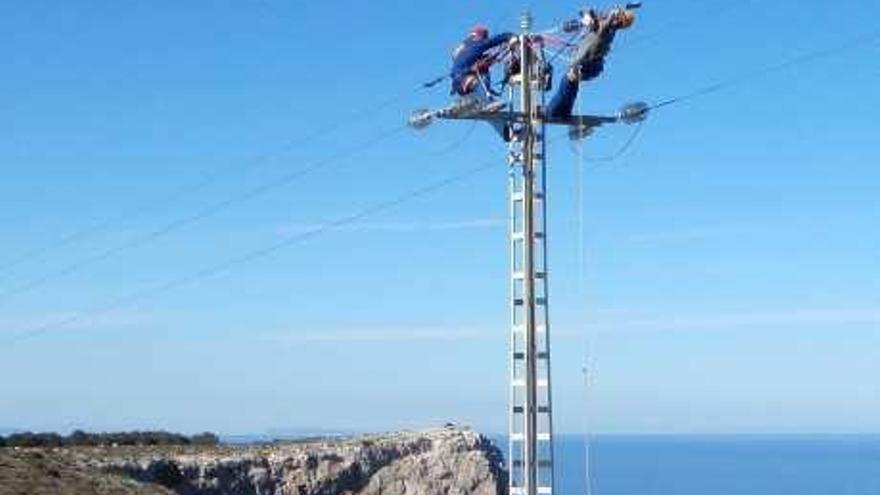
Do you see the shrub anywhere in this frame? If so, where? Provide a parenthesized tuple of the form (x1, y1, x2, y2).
(6, 432, 64, 448)
(190, 432, 219, 446)
(0, 430, 219, 448)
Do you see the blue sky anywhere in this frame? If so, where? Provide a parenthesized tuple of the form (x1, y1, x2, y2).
(0, 0, 878, 436)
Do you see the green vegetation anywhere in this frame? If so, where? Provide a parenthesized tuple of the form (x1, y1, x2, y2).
(0, 430, 219, 448)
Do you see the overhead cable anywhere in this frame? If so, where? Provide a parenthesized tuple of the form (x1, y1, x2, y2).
(0, 125, 408, 304)
(0, 84, 429, 278)
(651, 29, 880, 111)
(5, 158, 502, 344)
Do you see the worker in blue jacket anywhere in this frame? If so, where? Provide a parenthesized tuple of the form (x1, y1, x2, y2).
(546, 7, 635, 119)
(450, 25, 515, 99)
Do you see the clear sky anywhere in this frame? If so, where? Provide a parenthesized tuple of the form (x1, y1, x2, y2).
(0, 0, 878, 436)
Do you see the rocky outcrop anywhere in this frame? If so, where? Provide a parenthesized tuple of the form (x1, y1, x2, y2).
(91, 427, 506, 495)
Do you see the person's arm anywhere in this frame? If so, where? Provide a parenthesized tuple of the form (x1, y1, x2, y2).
(453, 33, 515, 75)
(479, 32, 515, 51)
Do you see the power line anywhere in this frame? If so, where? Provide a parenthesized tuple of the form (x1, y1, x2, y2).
(7, 20, 880, 341)
(569, 27, 880, 168)
(5, 158, 501, 345)
(650, 29, 880, 111)
(2, 129, 577, 345)
(9, 6, 856, 293)
(0, 86, 423, 279)
(545, 0, 750, 67)
(621, 0, 754, 50)
(0, 124, 408, 305)
(575, 28, 880, 171)
(428, 121, 478, 156)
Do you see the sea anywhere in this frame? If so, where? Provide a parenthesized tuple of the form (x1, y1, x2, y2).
(532, 435, 880, 495)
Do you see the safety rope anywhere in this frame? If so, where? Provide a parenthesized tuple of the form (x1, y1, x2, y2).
(574, 93, 597, 495)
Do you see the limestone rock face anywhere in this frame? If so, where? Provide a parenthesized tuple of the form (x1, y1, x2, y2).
(97, 428, 506, 495)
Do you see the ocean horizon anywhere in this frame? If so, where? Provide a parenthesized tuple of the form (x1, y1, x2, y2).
(512, 434, 880, 495)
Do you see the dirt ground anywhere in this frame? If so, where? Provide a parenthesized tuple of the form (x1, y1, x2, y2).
(0, 448, 170, 495)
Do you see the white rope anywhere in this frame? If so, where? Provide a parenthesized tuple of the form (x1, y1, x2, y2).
(583, 358, 595, 495)
(572, 92, 596, 495)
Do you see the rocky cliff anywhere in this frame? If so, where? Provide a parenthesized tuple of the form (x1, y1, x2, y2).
(0, 427, 506, 495)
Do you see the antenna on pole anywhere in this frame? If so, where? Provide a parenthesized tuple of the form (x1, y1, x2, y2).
(521, 10, 533, 31)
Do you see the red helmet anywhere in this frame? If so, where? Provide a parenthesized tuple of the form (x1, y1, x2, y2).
(470, 24, 489, 39)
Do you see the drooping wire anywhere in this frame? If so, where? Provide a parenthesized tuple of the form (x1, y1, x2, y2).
(585, 121, 646, 166)
(3, 156, 503, 344)
(566, 120, 646, 168)
(0, 125, 409, 305)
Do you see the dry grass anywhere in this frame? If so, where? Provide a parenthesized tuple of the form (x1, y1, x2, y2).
(0, 448, 171, 495)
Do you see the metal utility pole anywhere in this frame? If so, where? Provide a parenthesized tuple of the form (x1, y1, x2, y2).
(507, 12, 555, 495)
(407, 9, 647, 495)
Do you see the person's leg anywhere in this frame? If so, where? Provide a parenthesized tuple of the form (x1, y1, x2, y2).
(480, 87, 508, 140)
(546, 18, 619, 120)
(546, 70, 579, 119)
(460, 74, 509, 139)
(572, 18, 617, 81)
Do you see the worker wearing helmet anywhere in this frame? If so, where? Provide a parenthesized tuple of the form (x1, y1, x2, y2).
(546, 7, 635, 119)
(450, 25, 515, 99)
